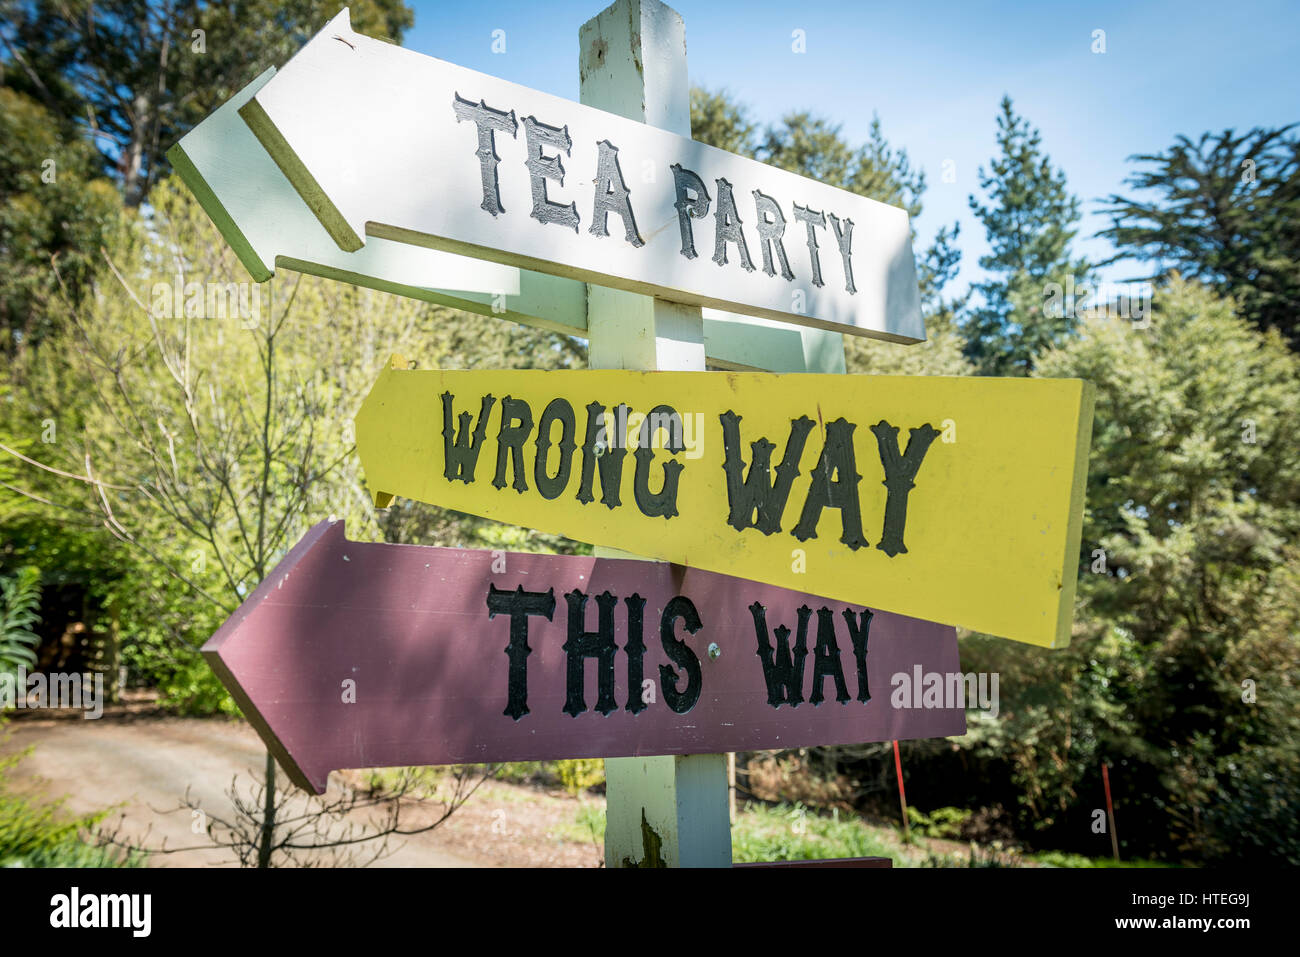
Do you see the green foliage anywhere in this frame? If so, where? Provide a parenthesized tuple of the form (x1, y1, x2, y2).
(919, 845, 1012, 868)
(689, 87, 758, 156)
(0, 0, 414, 206)
(964, 96, 1089, 375)
(0, 88, 123, 353)
(690, 86, 963, 320)
(730, 801, 896, 864)
(0, 746, 135, 866)
(953, 278, 1300, 862)
(555, 758, 605, 797)
(149, 652, 239, 717)
(5, 840, 143, 867)
(1101, 125, 1300, 348)
(0, 565, 41, 673)
(906, 805, 972, 840)
(1029, 850, 1168, 869)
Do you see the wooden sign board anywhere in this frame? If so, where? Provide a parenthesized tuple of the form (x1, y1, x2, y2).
(356, 362, 1095, 648)
(202, 521, 965, 793)
(166, 67, 840, 373)
(238, 9, 924, 343)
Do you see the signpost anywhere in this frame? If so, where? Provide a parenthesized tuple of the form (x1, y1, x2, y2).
(233, 9, 925, 343)
(180, 0, 1095, 868)
(355, 361, 1094, 649)
(202, 520, 965, 797)
(576, 0, 740, 865)
(166, 67, 842, 372)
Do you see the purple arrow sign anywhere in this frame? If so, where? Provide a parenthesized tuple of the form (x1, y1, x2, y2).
(203, 520, 965, 793)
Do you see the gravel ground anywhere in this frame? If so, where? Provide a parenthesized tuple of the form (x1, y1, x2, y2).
(2, 708, 604, 868)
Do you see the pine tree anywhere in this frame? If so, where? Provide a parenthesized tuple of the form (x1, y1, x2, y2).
(690, 87, 969, 373)
(965, 96, 1089, 375)
(0, 0, 413, 207)
(1099, 125, 1300, 349)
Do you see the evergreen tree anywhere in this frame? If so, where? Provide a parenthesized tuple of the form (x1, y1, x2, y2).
(0, 0, 413, 206)
(0, 88, 123, 354)
(690, 87, 969, 374)
(965, 96, 1089, 375)
(1099, 125, 1300, 349)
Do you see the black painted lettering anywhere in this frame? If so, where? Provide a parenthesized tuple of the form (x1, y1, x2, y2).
(442, 391, 496, 484)
(752, 190, 795, 281)
(533, 398, 577, 500)
(809, 607, 850, 705)
(492, 396, 534, 493)
(624, 594, 648, 715)
(792, 418, 870, 549)
(522, 115, 579, 231)
(453, 94, 517, 217)
(870, 421, 941, 557)
(659, 596, 703, 714)
(720, 411, 814, 534)
(576, 401, 628, 509)
(750, 602, 810, 708)
(633, 405, 685, 519)
(562, 589, 619, 717)
(828, 213, 857, 294)
(792, 204, 826, 288)
(590, 140, 644, 247)
(712, 177, 755, 272)
(671, 164, 711, 260)
(485, 584, 556, 720)
(842, 607, 873, 703)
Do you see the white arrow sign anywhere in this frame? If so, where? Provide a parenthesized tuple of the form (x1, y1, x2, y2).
(237, 9, 925, 343)
(168, 68, 845, 372)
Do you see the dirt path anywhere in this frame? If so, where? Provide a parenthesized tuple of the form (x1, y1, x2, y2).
(2, 712, 603, 867)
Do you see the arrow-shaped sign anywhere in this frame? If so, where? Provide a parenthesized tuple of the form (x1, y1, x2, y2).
(202, 520, 964, 793)
(236, 9, 924, 342)
(356, 362, 1095, 648)
(166, 68, 842, 373)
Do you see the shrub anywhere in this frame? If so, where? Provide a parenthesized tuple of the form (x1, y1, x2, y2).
(556, 759, 605, 796)
(0, 566, 41, 675)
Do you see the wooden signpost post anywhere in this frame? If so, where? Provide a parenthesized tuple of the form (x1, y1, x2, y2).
(203, 520, 965, 796)
(183, 0, 1095, 868)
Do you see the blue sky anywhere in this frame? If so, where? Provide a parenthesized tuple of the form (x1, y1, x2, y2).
(404, 0, 1299, 296)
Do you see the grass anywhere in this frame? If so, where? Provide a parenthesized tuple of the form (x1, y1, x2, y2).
(732, 801, 899, 864)
(548, 796, 1173, 868)
(549, 803, 607, 846)
(1028, 849, 1174, 868)
(0, 736, 139, 868)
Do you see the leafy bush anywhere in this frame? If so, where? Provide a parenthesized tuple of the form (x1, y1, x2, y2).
(731, 802, 896, 864)
(0, 566, 41, 675)
(556, 759, 605, 797)
(0, 747, 136, 867)
(920, 844, 1015, 868)
(150, 653, 240, 717)
(906, 805, 972, 840)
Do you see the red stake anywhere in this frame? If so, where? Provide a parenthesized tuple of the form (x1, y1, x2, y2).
(893, 740, 910, 840)
(1102, 762, 1120, 861)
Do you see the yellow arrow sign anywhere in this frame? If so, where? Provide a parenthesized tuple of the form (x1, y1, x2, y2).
(356, 360, 1094, 648)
